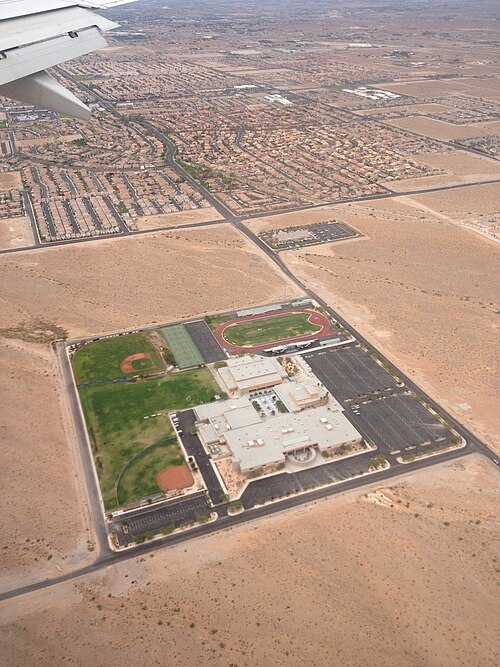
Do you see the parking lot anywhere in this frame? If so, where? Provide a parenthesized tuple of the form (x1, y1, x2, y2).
(259, 220, 360, 251)
(111, 491, 211, 546)
(303, 346, 455, 459)
(240, 451, 373, 508)
(177, 409, 225, 504)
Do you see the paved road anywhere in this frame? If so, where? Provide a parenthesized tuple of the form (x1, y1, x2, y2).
(2, 92, 497, 603)
(56, 344, 111, 558)
(0, 217, 224, 255)
(0, 444, 477, 603)
(240, 177, 500, 221)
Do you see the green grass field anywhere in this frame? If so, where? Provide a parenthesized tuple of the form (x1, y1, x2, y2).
(222, 312, 321, 346)
(73, 333, 163, 384)
(116, 441, 185, 506)
(79, 367, 219, 509)
(205, 313, 232, 332)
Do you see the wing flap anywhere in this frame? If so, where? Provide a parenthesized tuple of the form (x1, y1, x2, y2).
(0, 27, 108, 87)
(0, 7, 117, 52)
(0, 0, 138, 118)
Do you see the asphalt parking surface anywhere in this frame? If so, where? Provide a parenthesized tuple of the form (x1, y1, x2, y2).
(184, 320, 226, 363)
(111, 492, 211, 546)
(240, 451, 373, 508)
(303, 346, 455, 459)
(260, 220, 360, 251)
(304, 345, 402, 397)
(177, 409, 225, 504)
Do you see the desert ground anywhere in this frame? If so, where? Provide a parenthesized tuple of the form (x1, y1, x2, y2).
(409, 181, 500, 217)
(0, 215, 34, 250)
(379, 77, 500, 102)
(256, 198, 500, 451)
(0, 338, 94, 590)
(386, 117, 500, 142)
(382, 150, 500, 192)
(0, 224, 301, 338)
(134, 206, 224, 230)
(0, 224, 301, 590)
(0, 171, 22, 189)
(0, 455, 498, 667)
(405, 183, 500, 237)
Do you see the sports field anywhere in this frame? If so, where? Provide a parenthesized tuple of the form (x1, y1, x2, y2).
(159, 325, 203, 369)
(222, 312, 322, 347)
(73, 333, 164, 384)
(79, 367, 219, 509)
(116, 441, 185, 507)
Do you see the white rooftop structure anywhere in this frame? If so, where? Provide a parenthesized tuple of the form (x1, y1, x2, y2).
(194, 396, 252, 421)
(225, 406, 362, 472)
(217, 355, 287, 394)
(274, 381, 329, 413)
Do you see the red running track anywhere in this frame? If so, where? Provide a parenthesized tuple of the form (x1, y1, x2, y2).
(214, 308, 333, 353)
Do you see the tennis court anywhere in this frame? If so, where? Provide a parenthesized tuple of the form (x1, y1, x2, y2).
(159, 325, 204, 369)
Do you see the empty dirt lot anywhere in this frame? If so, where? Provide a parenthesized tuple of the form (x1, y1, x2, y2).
(134, 206, 223, 230)
(386, 117, 500, 142)
(279, 198, 500, 451)
(0, 224, 300, 337)
(379, 149, 500, 192)
(0, 455, 497, 666)
(379, 77, 500, 102)
(0, 216, 34, 250)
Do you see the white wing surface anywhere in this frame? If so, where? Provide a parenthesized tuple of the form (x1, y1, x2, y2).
(0, 1, 136, 119)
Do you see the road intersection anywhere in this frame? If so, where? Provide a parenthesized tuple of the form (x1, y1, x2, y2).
(1, 114, 498, 603)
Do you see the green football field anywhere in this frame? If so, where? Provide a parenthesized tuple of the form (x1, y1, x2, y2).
(73, 333, 163, 384)
(222, 312, 322, 347)
(79, 367, 219, 509)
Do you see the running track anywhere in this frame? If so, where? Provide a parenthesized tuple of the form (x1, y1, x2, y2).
(214, 308, 334, 353)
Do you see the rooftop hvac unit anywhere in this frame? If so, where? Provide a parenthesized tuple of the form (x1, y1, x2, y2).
(325, 424, 333, 431)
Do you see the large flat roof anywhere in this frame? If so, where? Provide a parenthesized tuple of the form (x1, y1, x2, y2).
(226, 406, 362, 472)
(194, 396, 252, 421)
(218, 355, 287, 392)
(225, 405, 261, 429)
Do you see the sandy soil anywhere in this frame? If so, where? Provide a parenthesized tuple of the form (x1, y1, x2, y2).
(379, 77, 500, 101)
(0, 339, 93, 590)
(382, 150, 500, 191)
(0, 224, 301, 338)
(0, 216, 34, 250)
(0, 455, 498, 667)
(277, 199, 500, 451)
(408, 181, 499, 213)
(386, 117, 500, 141)
(134, 206, 223, 230)
(16, 135, 80, 149)
(0, 171, 22, 189)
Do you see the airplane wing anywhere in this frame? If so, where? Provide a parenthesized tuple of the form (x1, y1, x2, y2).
(0, 1, 137, 120)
